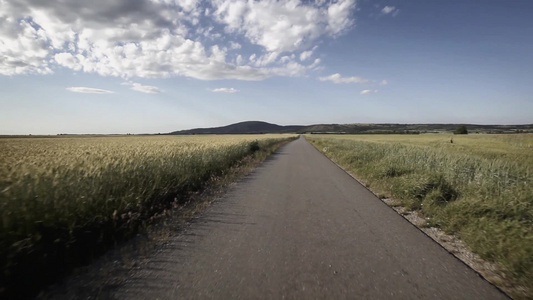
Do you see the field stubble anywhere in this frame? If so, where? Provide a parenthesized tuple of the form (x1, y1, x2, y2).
(0, 134, 295, 299)
(306, 134, 532, 299)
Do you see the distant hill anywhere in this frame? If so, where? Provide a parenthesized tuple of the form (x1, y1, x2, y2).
(170, 121, 305, 134)
(170, 121, 533, 135)
(302, 123, 533, 134)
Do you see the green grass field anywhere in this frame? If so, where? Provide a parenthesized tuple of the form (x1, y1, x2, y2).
(306, 134, 532, 299)
(0, 134, 295, 298)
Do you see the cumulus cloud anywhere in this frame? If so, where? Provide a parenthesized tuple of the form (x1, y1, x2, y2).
(213, 0, 355, 53)
(229, 41, 242, 49)
(0, 0, 357, 80)
(327, 0, 356, 35)
(299, 46, 317, 61)
(360, 89, 378, 95)
(318, 73, 369, 84)
(381, 6, 399, 16)
(122, 81, 162, 94)
(54, 53, 82, 71)
(212, 87, 239, 93)
(0, 17, 52, 75)
(66, 87, 114, 94)
(300, 51, 312, 61)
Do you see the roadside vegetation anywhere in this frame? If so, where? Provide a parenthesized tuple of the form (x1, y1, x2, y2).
(0, 134, 295, 299)
(306, 134, 532, 299)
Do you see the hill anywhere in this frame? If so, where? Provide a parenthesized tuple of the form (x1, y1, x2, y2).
(170, 121, 533, 135)
(170, 121, 305, 134)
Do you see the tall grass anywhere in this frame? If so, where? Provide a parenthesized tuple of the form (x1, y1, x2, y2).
(0, 134, 295, 299)
(307, 134, 532, 299)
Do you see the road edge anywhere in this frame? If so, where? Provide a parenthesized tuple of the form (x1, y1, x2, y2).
(303, 136, 513, 300)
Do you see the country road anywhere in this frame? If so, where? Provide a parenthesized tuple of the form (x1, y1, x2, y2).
(112, 136, 507, 299)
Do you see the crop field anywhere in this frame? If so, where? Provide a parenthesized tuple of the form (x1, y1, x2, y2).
(306, 134, 532, 298)
(0, 134, 295, 298)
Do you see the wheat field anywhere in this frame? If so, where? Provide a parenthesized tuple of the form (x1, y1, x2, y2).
(0, 134, 295, 298)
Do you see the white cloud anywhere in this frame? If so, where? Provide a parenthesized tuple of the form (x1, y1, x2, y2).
(327, 0, 356, 35)
(299, 49, 314, 61)
(0, 0, 358, 80)
(212, 0, 355, 53)
(122, 81, 162, 94)
(54, 53, 82, 71)
(0, 17, 52, 75)
(381, 6, 399, 16)
(318, 73, 369, 84)
(212, 87, 239, 93)
(229, 41, 242, 50)
(380, 79, 388, 85)
(66, 87, 114, 94)
(360, 89, 378, 95)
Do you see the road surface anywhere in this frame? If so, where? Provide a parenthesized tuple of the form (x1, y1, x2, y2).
(114, 137, 507, 299)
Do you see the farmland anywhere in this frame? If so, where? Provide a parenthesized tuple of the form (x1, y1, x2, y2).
(306, 133, 533, 298)
(0, 134, 295, 298)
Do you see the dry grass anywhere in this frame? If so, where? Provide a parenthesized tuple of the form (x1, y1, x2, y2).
(306, 133, 532, 299)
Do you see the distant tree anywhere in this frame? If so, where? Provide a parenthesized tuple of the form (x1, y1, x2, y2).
(454, 125, 468, 134)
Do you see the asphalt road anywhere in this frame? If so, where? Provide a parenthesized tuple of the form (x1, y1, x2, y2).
(114, 136, 508, 299)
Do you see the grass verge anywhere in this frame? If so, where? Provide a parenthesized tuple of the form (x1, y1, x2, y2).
(306, 134, 532, 299)
(0, 135, 296, 299)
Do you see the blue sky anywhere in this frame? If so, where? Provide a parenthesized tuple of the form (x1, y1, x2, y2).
(1, 0, 532, 134)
